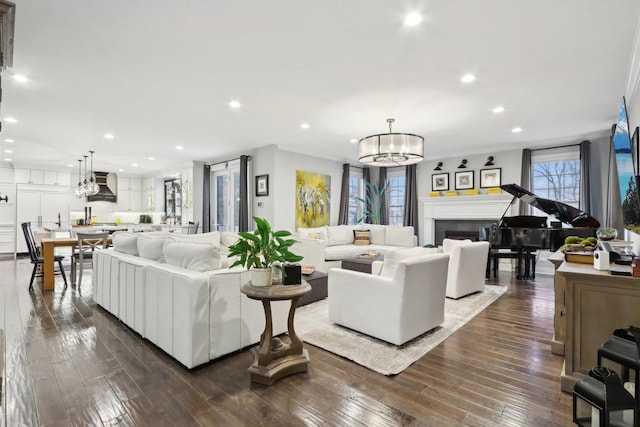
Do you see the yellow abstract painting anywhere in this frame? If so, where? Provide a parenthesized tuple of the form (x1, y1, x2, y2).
(296, 170, 330, 229)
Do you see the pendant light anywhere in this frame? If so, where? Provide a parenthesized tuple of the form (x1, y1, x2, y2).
(74, 159, 85, 198)
(86, 150, 99, 195)
(358, 118, 424, 166)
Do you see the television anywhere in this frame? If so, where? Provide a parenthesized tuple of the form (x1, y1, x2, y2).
(613, 97, 640, 231)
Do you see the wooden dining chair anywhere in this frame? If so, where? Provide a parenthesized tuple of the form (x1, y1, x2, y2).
(71, 232, 109, 287)
(21, 222, 68, 291)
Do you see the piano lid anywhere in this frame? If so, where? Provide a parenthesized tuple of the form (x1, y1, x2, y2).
(500, 184, 600, 228)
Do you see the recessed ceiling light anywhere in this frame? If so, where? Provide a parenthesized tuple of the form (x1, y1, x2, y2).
(103, 133, 115, 139)
(4, 139, 14, 143)
(148, 157, 154, 161)
(229, 100, 241, 109)
(492, 106, 505, 114)
(350, 138, 358, 143)
(12, 74, 29, 83)
(118, 168, 124, 172)
(404, 13, 423, 27)
(460, 73, 476, 83)
(67, 164, 74, 168)
(4, 158, 11, 162)
(132, 163, 138, 167)
(4, 117, 17, 123)
(4, 149, 12, 154)
(300, 123, 310, 129)
(512, 127, 523, 133)
(176, 145, 184, 150)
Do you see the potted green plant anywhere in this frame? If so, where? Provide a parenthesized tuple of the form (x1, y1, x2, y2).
(228, 216, 303, 286)
(355, 180, 388, 224)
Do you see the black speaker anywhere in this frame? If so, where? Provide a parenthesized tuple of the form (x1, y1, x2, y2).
(283, 264, 302, 285)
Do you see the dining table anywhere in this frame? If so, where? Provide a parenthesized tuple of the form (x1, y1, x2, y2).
(40, 235, 112, 290)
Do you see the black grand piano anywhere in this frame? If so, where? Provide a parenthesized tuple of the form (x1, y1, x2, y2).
(482, 183, 600, 279)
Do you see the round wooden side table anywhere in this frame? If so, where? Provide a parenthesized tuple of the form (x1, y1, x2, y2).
(240, 281, 311, 385)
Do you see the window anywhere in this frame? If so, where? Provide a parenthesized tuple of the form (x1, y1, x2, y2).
(530, 145, 581, 219)
(347, 168, 363, 225)
(211, 161, 241, 231)
(387, 168, 406, 226)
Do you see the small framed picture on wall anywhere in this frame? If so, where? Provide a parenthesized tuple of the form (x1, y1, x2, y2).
(455, 171, 474, 190)
(432, 172, 449, 191)
(480, 168, 501, 188)
(255, 174, 269, 196)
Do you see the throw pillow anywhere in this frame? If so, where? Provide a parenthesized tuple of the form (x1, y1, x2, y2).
(112, 232, 139, 256)
(163, 241, 220, 272)
(353, 230, 370, 245)
(137, 235, 168, 262)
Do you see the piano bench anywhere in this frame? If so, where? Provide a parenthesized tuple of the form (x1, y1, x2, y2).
(490, 250, 537, 280)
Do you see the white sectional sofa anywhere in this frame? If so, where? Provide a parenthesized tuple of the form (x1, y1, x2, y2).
(92, 231, 290, 369)
(292, 224, 417, 273)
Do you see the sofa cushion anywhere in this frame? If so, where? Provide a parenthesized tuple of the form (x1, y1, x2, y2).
(353, 230, 370, 245)
(163, 241, 220, 272)
(384, 226, 415, 247)
(380, 247, 429, 277)
(167, 231, 221, 246)
(137, 234, 169, 262)
(327, 225, 358, 246)
(298, 227, 328, 244)
(366, 224, 386, 245)
(112, 232, 139, 256)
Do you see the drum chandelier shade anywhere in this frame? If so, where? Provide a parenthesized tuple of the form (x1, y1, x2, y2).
(358, 118, 424, 167)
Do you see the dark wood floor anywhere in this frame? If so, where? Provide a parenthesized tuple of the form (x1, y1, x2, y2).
(1, 256, 573, 426)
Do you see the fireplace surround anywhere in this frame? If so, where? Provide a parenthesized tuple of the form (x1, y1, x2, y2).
(421, 194, 514, 245)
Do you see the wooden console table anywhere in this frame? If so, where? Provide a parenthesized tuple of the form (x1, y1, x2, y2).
(556, 261, 640, 393)
(241, 281, 311, 385)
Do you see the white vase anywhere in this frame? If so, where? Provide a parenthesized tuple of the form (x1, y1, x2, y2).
(251, 268, 272, 287)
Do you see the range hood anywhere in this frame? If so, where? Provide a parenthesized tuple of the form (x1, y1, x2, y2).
(87, 171, 117, 203)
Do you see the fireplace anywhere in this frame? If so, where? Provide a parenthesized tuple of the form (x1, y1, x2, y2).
(421, 194, 514, 245)
(436, 219, 498, 245)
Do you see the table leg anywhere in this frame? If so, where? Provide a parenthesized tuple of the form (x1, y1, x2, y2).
(42, 241, 55, 291)
(257, 300, 274, 366)
(287, 297, 303, 354)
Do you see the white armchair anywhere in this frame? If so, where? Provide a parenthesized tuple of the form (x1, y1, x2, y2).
(442, 239, 490, 299)
(328, 252, 450, 345)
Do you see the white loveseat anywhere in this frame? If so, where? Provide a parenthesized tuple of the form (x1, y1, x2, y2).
(292, 224, 417, 273)
(92, 231, 290, 369)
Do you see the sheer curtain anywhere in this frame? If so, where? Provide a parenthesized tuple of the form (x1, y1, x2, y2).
(403, 164, 419, 237)
(338, 163, 350, 225)
(363, 167, 371, 223)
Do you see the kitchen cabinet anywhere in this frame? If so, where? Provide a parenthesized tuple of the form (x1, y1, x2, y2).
(0, 183, 16, 254)
(44, 170, 71, 186)
(164, 178, 182, 221)
(142, 177, 156, 211)
(16, 185, 70, 253)
(15, 168, 44, 185)
(0, 167, 13, 183)
(117, 176, 142, 211)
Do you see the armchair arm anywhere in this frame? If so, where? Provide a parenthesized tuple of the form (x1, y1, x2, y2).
(292, 237, 328, 272)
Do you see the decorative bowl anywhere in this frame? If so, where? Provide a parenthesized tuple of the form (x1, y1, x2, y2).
(596, 227, 618, 241)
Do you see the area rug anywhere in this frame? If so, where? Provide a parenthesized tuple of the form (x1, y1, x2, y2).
(295, 285, 507, 375)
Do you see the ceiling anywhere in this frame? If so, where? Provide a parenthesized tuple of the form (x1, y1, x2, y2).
(3, 0, 640, 176)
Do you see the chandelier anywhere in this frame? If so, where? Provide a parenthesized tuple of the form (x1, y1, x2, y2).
(73, 151, 100, 198)
(358, 118, 424, 166)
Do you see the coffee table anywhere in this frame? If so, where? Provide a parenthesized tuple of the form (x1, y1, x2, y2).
(341, 254, 384, 274)
(240, 281, 311, 385)
(298, 271, 328, 306)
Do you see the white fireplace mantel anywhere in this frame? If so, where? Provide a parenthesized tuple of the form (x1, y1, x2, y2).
(420, 194, 515, 244)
